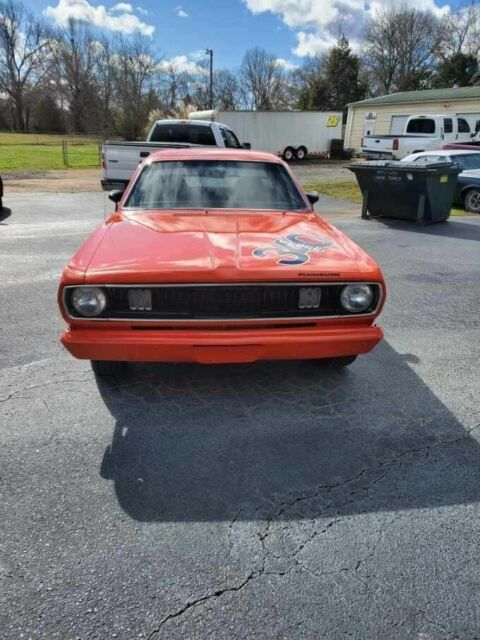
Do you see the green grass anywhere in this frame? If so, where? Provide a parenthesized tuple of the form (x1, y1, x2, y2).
(303, 179, 469, 217)
(0, 132, 101, 171)
(303, 180, 364, 204)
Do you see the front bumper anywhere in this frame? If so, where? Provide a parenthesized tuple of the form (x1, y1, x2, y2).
(61, 324, 383, 364)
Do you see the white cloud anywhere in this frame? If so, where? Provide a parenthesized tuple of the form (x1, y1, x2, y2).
(44, 0, 155, 36)
(158, 54, 203, 75)
(175, 6, 189, 18)
(293, 31, 336, 57)
(275, 57, 299, 70)
(136, 5, 148, 15)
(111, 2, 132, 12)
(244, 0, 450, 56)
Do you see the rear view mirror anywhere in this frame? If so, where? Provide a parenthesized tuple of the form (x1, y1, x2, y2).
(108, 189, 124, 211)
(306, 191, 319, 206)
(242, 142, 251, 149)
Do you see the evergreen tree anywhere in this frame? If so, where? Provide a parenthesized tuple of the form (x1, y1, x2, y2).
(297, 37, 365, 115)
(433, 52, 479, 88)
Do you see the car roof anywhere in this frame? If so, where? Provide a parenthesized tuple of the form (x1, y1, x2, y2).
(145, 147, 284, 164)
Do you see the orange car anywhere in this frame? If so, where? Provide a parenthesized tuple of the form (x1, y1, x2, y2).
(58, 148, 386, 375)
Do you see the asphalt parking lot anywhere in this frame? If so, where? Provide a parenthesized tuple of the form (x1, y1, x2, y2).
(1, 191, 480, 639)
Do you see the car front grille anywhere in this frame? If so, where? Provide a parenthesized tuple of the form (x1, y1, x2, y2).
(64, 283, 382, 321)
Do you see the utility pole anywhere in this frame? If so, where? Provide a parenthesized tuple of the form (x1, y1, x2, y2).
(205, 48, 213, 109)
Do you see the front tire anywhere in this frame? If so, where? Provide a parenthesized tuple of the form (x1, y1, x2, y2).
(283, 146, 295, 162)
(464, 188, 480, 213)
(318, 355, 358, 368)
(91, 360, 128, 377)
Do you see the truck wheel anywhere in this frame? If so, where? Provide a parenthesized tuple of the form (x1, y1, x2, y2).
(464, 189, 480, 213)
(91, 360, 128, 377)
(295, 146, 307, 161)
(283, 147, 295, 162)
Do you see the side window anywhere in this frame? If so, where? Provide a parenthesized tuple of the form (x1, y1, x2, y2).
(220, 128, 242, 149)
(444, 118, 453, 134)
(458, 118, 470, 133)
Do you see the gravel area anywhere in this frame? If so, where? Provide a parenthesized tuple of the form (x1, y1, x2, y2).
(1, 160, 355, 194)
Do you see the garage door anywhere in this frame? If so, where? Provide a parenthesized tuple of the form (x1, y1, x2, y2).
(390, 115, 410, 135)
(457, 112, 480, 133)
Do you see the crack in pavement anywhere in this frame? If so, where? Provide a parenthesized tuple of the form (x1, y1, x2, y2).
(145, 421, 480, 637)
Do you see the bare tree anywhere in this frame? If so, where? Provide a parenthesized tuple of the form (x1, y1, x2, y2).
(91, 35, 117, 135)
(113, 35, 159, 139)
(363, 5, 440, 94)
(158, 61, 191, 112)
(0, 0, 52, 131)
(214, 69, 241, 110)
(239, 48, 288, 110)
(49, 20, 98, 132)
(436, 4, 480, 60)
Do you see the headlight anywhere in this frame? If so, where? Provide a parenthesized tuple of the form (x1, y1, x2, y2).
(70, 287, 107, 317)
(340, 284, 374, 313)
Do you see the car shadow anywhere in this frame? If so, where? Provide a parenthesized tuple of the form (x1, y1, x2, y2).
(96, 341, 480, 522)
(368, 216, 480, 241)
(0, 207, 12, 223)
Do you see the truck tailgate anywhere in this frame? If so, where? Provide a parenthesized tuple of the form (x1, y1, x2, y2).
(363, 137, 395, 155)
(101, 142, 202, 190)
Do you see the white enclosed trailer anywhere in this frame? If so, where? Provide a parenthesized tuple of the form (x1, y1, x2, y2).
(189, 110, 342, 161)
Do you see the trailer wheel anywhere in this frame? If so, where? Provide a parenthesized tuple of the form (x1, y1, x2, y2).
(283, 147, 295, 162)
(295, 146, 307, 161)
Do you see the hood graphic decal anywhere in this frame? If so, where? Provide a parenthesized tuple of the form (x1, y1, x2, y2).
(252, 234, 335, 266)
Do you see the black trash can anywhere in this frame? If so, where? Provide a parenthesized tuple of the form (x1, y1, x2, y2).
(349, 161, 460, 224)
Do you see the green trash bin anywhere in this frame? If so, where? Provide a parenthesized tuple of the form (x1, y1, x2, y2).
(349, 161, 460, 224)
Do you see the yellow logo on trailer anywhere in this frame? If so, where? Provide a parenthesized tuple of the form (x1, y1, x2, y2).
(326, 115, 340, 127)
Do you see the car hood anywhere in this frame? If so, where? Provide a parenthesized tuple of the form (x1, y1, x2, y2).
(83, 209, 381, 283)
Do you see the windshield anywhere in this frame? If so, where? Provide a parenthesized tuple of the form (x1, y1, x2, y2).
(452, 154, 480, 171)
(125, 160, 309, 211)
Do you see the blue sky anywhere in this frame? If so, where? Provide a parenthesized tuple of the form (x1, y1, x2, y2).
(27, 0, 465, 71)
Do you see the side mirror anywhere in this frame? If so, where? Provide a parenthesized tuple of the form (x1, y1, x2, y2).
(242, 142, 251, 149)
(108, 189, 124, 211)
(306, 191, 319, 206)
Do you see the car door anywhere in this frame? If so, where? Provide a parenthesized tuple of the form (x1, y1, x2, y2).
(442, 118, 456, 144)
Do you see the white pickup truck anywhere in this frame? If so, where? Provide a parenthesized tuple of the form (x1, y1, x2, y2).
(101, 119, 246, 190)
(362, 114, 479, 160)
